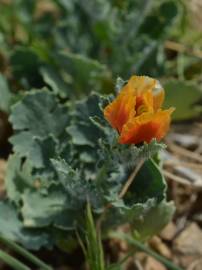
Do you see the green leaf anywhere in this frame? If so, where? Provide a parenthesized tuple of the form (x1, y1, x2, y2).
(10, 135, 58, 176)
(133, 200, 175, 241)
(10, 47, 43, 89)
(0, 73, 12, 112)
(140, 1, 179, 39)
(112, 140, 165, 172)
(105, 159, 170, 231)
(56, 51, 110, 95)
(164, 79, 202, 120)
(129, 159, 167, 203)
(10, 89, 69, 138)
(106, 199, 157, 228)
(9, 89, 69, 167)
(40, 65, 71, 98)
(21, 185, 68, 227)
(5, 154, 34, 203)
(51, 158, 104, 210)
(0, 201, 51, 250)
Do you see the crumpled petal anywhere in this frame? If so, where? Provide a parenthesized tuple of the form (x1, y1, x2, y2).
(128, 76, 165, 111)
(153, 80, 165, 111)
(135, 89, 154, 115)
(104, 87, 136, 132)
(127, 75, 156, 96)
(104, 75, 174, 145)
(119, 108, 175, 144)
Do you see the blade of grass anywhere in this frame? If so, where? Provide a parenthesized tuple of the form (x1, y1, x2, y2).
(111, 232, 184, 270)
(0, 235, 52, 270)
(75, 229, 88, 259)
(86, 202, 105, 270)
(107, 249, 136, 270)
(0, 249, 31, 270)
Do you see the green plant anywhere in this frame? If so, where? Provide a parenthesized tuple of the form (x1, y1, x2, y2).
(0, 74, 174, 252)
(1, 1, 198, 269)
(0, 0, 181, 100)
(0, 234, 52, 270)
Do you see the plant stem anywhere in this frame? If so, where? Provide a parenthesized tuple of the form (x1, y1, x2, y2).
(107, 249, 136, 270)
(0, 249, 30, 270)
(85, 203, 105, 270)
(0, 235, 52, 270)
(111, 232, 184, 270)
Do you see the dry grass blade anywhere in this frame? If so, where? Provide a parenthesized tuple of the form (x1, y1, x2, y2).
(165, 40, 202, 59)
(167, 141, 202, 163)
(96, 159, 145, 233)
(163, 170, 202, 190)
(118, 159, 145, 199)
(164, 160, 202, 170)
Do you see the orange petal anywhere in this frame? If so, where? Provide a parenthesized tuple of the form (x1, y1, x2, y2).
(104, 88, 136, 132)
(127, 75, 156, 96)
(119, 108, 175, 144)
(128, 76, 165, 111)
(153, 81, 165, 111)
(139, 89, 154, 114)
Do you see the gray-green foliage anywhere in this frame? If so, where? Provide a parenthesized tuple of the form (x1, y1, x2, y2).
(0, 201, 51, 250)
(53, 0, 179, 77)
(0, 88, 173, 249)
(0, 0, 181, 99)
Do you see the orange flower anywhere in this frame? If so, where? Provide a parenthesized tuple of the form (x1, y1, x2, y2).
(104, 75, 174, 145)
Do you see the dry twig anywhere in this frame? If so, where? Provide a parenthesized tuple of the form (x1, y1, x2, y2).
(96, 159, 145, 233)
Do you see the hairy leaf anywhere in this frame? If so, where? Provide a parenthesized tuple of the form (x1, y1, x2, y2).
(0, 201, 51, 250)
